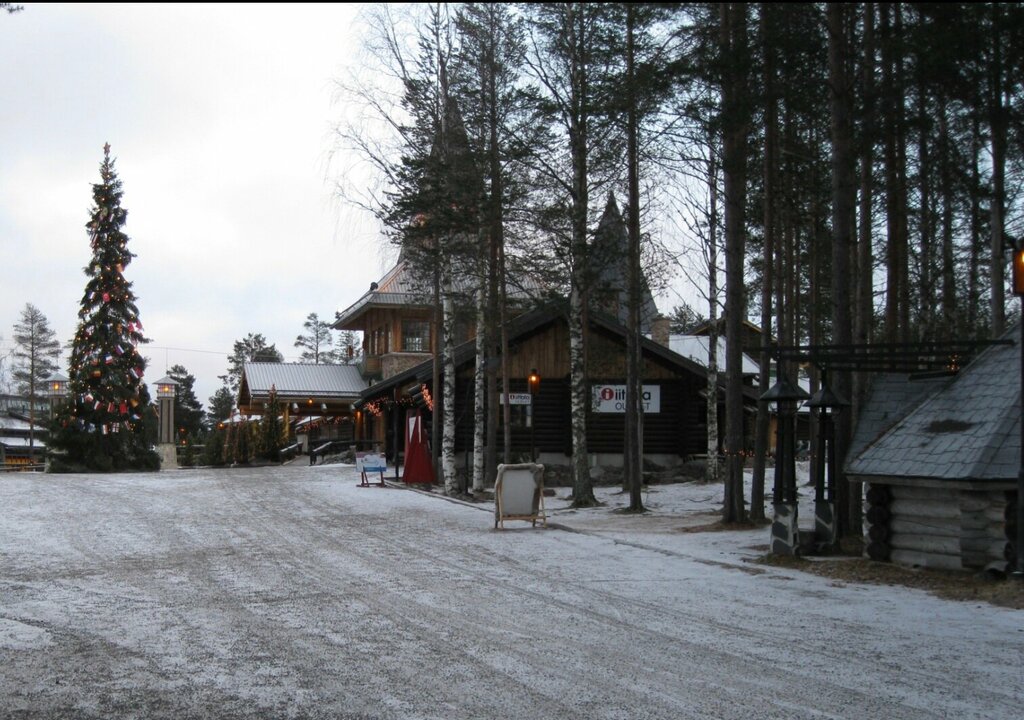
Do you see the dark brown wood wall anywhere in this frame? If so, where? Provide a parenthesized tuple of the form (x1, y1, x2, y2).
(451, 375, 707, 458)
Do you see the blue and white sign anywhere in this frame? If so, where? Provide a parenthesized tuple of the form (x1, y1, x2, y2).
(357, 452, 387, 473)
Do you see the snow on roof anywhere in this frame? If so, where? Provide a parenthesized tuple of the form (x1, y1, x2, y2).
(847, 326, 1020, 482)
(334, 256, 546, 329)
(668, 335, 760, 376)
(241, 363, 368, 399)
(0, 436, 46, 449)
(0, 415, 37, 432)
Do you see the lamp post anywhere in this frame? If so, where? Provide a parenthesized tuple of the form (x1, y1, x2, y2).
(44, 371, 69, 418)
(760, 373, 810, 556)
(291, 402, 299, 454)
(805, 372, 849, 551)
(304, 398, 314, 459)
(43, 372, 69, 469)
(154, 375, 179, 469)
(310, 402, 327, 466)
(1011, 241, 1024, 579)
(528, 368, 541, 462)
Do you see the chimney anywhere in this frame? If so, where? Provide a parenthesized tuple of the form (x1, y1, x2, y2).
(651, 315, 670, 347)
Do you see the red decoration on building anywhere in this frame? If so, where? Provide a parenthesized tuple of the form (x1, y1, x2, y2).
(402, 410, 434, 485)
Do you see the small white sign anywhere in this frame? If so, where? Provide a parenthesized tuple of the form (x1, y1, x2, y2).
(357, 452, 387, 473)
(592, 384, 661, 413)
(499, 393, 533, 405)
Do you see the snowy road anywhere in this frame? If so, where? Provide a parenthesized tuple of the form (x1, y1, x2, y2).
(1, 464, 1021, 719)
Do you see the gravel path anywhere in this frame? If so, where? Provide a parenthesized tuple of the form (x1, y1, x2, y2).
(2, 464, 1021, 719)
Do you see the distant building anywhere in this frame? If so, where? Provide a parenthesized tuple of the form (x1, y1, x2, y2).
(0, 394, 48, 466)
(235, 362, 367, 453)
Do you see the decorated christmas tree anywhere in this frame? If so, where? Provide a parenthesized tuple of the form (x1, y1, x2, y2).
(49, 144, 159, 472)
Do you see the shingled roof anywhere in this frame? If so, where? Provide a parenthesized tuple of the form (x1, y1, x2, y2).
(846, 326, 1020, 484)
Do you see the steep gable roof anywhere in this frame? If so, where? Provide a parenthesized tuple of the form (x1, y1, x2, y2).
(590, 194, 660, 333)
(333, 253, 548, 331)
(332, 258, 435, 330)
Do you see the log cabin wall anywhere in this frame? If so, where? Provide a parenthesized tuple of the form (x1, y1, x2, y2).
(864, 481, 1013, 571)
(449, 319, 710, 460)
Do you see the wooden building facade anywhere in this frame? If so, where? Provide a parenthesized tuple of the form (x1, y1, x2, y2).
(356, 304, 750, 470)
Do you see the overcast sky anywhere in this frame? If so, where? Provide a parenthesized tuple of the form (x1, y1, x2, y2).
(1, 3, 697, 414)
(0, 3, 398, 406)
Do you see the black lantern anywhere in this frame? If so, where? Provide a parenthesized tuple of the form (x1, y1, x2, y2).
(760, 376, 810, 504)
(805, 377, 849, 506)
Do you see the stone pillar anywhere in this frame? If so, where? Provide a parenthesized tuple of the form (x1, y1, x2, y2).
(771, 502, 800, 556)
(814, 500, 836, 548)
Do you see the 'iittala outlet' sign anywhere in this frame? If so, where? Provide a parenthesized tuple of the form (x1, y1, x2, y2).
(591, 385, 661, 413)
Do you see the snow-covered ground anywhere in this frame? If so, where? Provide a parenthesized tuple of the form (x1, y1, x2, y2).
(1, 462, 1021, 719)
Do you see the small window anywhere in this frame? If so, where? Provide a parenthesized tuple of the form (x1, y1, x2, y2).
(402, 320, 431, 352)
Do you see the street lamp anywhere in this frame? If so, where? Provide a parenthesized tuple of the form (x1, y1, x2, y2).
(528, 368, 540, 462)
(303, 397, 311, 458)
(44, 371, 69, 417)
(760, 373, 810, 556)
(154, 375, 179, 469)
(291, 402, 300, 452)
(154, 376, 178, 444)
(805, 373, 848, 550)
(1011, 240, 1024, 580)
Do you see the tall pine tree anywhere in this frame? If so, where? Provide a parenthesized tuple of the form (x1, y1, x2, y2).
(49, 144, 159, 472)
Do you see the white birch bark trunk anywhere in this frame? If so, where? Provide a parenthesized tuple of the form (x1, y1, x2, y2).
(569, 287, 592, 503)
(472, 283, 486, 494)
(706, 329, 719, 484)
(442, 259, 458, 495)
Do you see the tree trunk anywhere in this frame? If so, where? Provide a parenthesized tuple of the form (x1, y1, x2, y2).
(881, 2, 900, 344)
(432, 266, 442, 485)
(894, 6, 910, 344)
(938, 93, 956, 337)
(916, 48, 934, 338)
(706, 155, 721, 488)
(829, 2, 857, 537)
(751, 2, 776, 522)
(473, 282, 487, 494)
(624, 5, 644, 512)
(855, 1, 875, 412)
(968, 113, 983, 338)
(988, 2, 1007, 338)
(720, 2, 748, 524)
(569, 288, 595, 506)
(568, 3, 596, 508)
(442, 259, 457, 495)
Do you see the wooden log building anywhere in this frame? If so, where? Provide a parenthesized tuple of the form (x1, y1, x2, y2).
(846, 331, 1019, 572)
